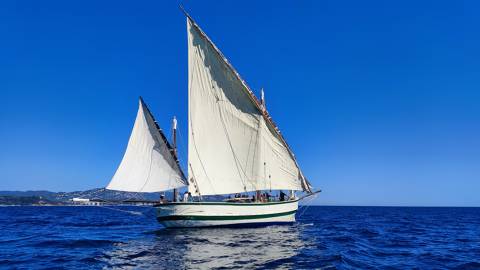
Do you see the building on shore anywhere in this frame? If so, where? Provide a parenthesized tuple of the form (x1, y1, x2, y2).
(71, 198, 104, 206)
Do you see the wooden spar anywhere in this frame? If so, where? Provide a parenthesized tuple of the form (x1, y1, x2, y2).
(299, 190, 321, 201)
(172, 116, 178, 202)
(179, 6, 313, 193)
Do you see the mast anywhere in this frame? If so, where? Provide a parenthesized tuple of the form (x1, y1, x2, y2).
(256, 88, 265, 201)
(172, 116, 178, 202)
(260, 88, 265, 111)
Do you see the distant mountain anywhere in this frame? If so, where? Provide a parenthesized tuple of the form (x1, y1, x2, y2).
(0, 195, 60, 205)
(0, 188, 163, 204)
(0, 190, 57, 198)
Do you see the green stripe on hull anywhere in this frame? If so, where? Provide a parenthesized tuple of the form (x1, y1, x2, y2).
(157, 210, 297, 221)
(154, 199, 298, 207)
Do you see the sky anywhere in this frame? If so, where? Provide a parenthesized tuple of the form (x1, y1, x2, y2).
(1, 1, 479, 206)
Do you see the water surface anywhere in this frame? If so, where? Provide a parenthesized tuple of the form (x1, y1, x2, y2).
(0, 206, 479, 269)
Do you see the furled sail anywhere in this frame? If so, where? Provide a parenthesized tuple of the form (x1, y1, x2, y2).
(186, 17, 312, 196)
(107, 98, 187, 192)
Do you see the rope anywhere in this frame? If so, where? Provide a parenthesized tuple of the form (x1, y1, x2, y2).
(77, 189, 149, 216)
(88, 187, 153, 205)
(297, 193, 318, 219)
(175, 125, 188, 170)
(298, 195, 315, 218)
(93, 205, 145, 216)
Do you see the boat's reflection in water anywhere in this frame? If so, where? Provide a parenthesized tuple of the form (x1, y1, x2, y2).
(174, 225, 306, 269)
(103, 224, 307, 269)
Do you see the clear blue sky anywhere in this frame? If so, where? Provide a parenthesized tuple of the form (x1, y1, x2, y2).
(1, 1, 479, 206)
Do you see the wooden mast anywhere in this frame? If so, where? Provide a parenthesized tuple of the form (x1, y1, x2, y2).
(256, 88, 266, 202)
(172, 116, 178, 202)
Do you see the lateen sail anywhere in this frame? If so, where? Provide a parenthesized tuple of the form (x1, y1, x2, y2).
(107, 98, 187, 192)
(187, 17, 312, 196)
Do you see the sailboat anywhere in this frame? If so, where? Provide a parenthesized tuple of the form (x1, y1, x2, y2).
(106, 9, 319, 228)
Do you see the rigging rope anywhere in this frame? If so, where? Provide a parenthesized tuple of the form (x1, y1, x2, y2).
(175, 125, 188, 171)
(88, 187, 155, 207)
(297, 193, 318, 219)
(76, 188, 151, 216)
(93, 205, 146, 216)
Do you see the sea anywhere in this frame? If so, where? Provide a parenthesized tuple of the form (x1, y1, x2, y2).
(0, 206, 479, 270)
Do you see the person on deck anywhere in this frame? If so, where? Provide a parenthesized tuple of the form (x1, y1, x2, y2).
(183, 191, 189, 202)
(159, 195, 167, 204)
(289, 190, 295, 200)
(279, 190, 286, 201)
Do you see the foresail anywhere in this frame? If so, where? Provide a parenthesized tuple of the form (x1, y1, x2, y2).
(107, 98, 187, 192)
(186, 17, 311, 196)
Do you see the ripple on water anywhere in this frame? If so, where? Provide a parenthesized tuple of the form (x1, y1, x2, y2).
(0, 206, 479, 269)
(32, 239, 120, 248)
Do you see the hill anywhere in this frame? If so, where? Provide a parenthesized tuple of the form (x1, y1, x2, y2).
(0, 188, 163, 205)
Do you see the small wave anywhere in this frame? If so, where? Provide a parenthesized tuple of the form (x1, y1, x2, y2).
(106, 262, 137, 268)
(125, 250, 152, 260)
(33, 239, 119, 248)
(453, 261, 480, 270)
(11, 218, 52, 226)
(456, 238, 471, 243)
(331, 235, 354, 243)
(0, 234, 39, 244)
(79, 257, 103, 264)
(236, 239, 256, 244)
(51, 257, 70, 264)
(357, 228, 379, 237)
(0, 259, 30, 267)
(60, 221, 124, 227)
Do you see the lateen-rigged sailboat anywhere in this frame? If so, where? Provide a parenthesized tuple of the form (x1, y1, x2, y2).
(106, 9, 318, 227)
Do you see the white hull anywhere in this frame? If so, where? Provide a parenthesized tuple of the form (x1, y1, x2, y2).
(155, 199, 298, 228)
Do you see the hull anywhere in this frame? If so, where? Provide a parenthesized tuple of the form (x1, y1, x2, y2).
(155, 199, 298, 228)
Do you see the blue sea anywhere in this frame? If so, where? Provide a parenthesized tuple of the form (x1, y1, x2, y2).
(0, 206, 479, 269)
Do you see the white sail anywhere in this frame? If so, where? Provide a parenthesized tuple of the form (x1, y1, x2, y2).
(187, 18, 311, 196)
(107, 98, 187, 192)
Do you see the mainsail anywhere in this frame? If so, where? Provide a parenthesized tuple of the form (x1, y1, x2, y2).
(186, 16, 312, 196)
(107, 98, 187, 192)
